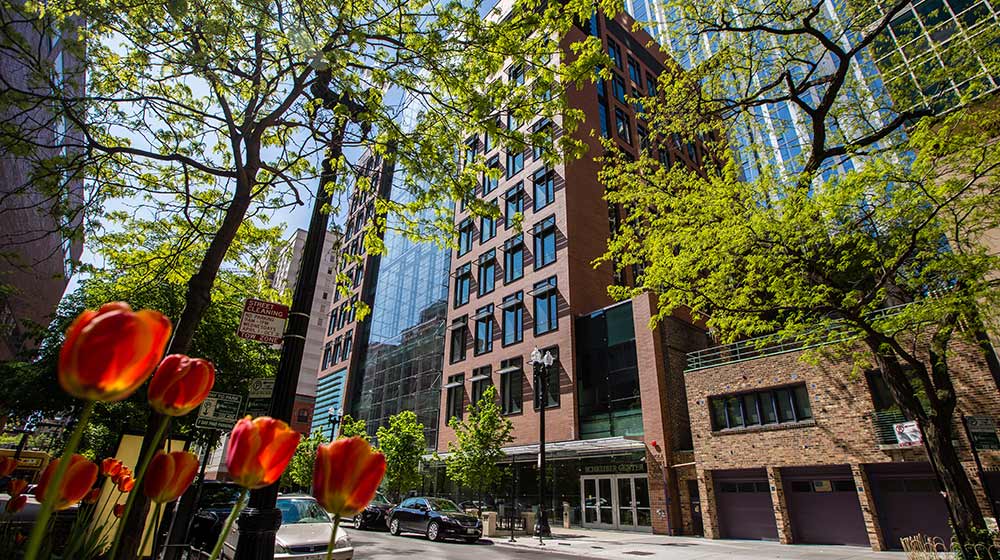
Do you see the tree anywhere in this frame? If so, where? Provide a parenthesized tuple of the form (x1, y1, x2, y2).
(594, 1, 1000, 549)
(337, 414, 369, 442)
(444, 386, 514, 516)
(281, 430, 328, 491)
(375, 410, 425, 502)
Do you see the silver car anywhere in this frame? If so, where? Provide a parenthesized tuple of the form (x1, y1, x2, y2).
(222, 495, 352, 560)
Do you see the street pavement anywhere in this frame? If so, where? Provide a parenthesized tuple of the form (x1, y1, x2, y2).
(346, 527, 909, 560)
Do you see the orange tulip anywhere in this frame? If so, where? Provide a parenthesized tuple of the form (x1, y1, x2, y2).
(117, 475, 134, 493)
(6, 494, 27, 514)
(59, 302, 172, 402)
(101, 458, 123, 478)
(8, 478, 28, 497)
(0, 456, 16, 477)
(147, 354, 215, 416)
(14, 533, 26, 545)
(36, 454, 98, 511)
(143, 451, 199, 503)
(312, 437, 386, 517)
(113, 503, 125, 518)
(84, 488, 101, 504)
(226, 416, 300, 489)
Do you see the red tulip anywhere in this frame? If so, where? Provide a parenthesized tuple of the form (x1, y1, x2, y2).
(147, 355, 215, 416)
(8, 478, 28, 497)
(117, 475, 134, 493)
(226, 416, 300, 489)
(59, 302, 172, 402)
(101, 458, 123, 478)
(0, 456, 16, 477)
(113, 503, 125, 518)
(143, 451, 199, 503)
(14, 533, 26, 545)
(312, 437, 386, 517)
(5, 494, 27, 514)
(84, 488, 100, 504)
(36, 454, 98, 511)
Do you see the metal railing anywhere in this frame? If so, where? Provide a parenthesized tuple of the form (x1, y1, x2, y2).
(871, 409, 909, 445)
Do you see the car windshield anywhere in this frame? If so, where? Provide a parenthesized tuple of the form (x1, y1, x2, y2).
(199, 485, 242, 508)
(427, 498, 462, 513)
(371, 492, 390, 505)
(278, 499, 331, 524)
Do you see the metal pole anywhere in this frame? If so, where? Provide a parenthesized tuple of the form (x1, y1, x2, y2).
(508, 454, 516, 543)
(534, 359, 551, 542)
(162, 432, 216, 560)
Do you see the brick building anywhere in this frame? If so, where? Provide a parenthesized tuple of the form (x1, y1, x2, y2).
(433, 6, 711, 535)
(684, 334, 1000, 550)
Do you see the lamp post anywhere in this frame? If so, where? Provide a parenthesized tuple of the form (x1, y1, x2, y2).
(327, 407, 342, 440)
(530, 347, 554, 543)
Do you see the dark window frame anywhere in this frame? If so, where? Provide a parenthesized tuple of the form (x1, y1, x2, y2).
(500, 357, 523, 415)
(708, 383, 813, 431)
(532, 276, 559, 335)
(504, 235, 525, 284)
(474, 304, 494, 355)
(501, 291, 524, 346)
(532, 215, 557, 270)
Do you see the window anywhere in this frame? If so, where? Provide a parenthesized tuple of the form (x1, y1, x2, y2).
(454, 263, 471, 307)
(645, 73, 656, 97)
(445, 374, 465, 421)
(297, 408, 310, 423)
(509, 63, 524, 86)
(637, 125, 649, 151)
(501, 291, 524, 346)
(338, 303, 349, 329)
(533, 216, 557, 268)
(341, 330, 353, 361)
(504, 235, 524, 283)
(478, 250, 496, 296)
(480, 214, 497, 243)
(500, 357, 523, 415)
(532, 119, 551, 160)
(471, 366, 493, 404)
(708, 384, 813, 431)
(464, 136, 477, 167)
(348, 295, 358, 323)
(597, 98, 611, 138)
(532, 276, 558, 334)
(627, 57, 641, 85)
(449, 317, 468, 363)
(483, 156, 500, 194)
(607, 39, 622, 68)
(322, 343, 333, 370)
(504, 184, 524, 228)
(533, 169, 555, 211)
(327, 312, 337, 336)
(533, 345, 560, 409)
(457, 218, 474, 256)
(332, 337, 342, 364)
(612, 74, 627, 103)
(474, 304, 494, 355)
(615, 108, 631, 144)
(506, 147, 523, 178)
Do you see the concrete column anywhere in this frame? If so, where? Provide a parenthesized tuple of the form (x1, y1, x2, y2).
(766, 466, 793, 544)
(851, 463, 886, 551)
(697, 469, 720, 539)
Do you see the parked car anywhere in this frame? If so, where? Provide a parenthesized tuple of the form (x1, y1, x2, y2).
(219, 494, 352, 560)
(352, 492, 393, 530)
(387, 497, 482, 543)
(189, 481, 246, 552)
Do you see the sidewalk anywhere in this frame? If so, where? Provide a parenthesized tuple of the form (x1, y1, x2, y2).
(491, 528, 907, 560)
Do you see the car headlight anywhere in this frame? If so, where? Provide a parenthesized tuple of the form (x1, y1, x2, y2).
(439, 516, 453, 523)
(335, 533, 351, 549)
(274, 543, 288, 553)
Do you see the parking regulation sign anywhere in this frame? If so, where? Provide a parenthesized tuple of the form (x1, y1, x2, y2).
(196, 392, 244, 430)
(237, 298, 288, 345)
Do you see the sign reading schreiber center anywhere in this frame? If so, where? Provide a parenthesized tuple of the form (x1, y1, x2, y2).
(237, 298, 288, 344)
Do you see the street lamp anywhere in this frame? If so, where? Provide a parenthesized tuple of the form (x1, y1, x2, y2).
(327, 407, 342, 439)
(530, 347, 554, 543)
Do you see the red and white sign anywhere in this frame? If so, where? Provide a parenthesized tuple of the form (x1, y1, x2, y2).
(894, 421, 923, 447)
(237, 299, 288, 345)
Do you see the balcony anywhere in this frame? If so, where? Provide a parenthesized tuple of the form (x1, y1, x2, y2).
(870, 409, 909, 446)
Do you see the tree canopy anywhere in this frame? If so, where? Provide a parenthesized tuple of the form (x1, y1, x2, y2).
(444, 385, 513, 513)
(375, 410, 425, 502)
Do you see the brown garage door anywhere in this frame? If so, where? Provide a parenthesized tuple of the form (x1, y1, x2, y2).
(868, 463, 951, 550)
(714, 469, 778, 541)
(783, 466, 870, 547)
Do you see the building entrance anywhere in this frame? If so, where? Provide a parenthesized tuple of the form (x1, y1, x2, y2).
(581, 474, 651, 531)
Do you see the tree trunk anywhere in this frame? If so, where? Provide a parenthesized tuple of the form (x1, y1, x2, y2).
(115, 188, 255, 560)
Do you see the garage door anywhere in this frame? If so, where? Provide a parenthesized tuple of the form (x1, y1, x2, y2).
(868, 463, 951, 550)
(714, 469, 778, 540)
(783, 466, 870, 547)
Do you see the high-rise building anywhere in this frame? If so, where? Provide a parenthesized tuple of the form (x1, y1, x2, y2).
(432, 6, 711, 536)
(312, 152, 451, 445)
(0, 9, 85, 359)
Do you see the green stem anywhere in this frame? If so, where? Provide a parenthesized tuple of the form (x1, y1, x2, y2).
(138, 502, 162, 558)
(207, 488, 248, 560)
(23, 400, 95, 560)
(107, 414, 171, 560)
(326, 514, 341, 560)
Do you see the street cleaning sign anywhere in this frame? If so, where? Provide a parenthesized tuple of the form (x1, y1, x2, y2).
(246, 378, 276, 417)
(894, 421, 923, 447)
(237, 298, 288, 344)
(196, 392, 244, 430)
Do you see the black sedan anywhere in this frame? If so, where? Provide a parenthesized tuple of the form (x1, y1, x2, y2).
(387, 497, 482, 543)
(352, 492, 393, 530)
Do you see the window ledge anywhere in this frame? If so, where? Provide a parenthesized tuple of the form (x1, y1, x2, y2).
(711, 419, 816, 436)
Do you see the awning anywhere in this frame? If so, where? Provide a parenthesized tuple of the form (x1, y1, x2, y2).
(527, 283, 556, 297)
(499, 298, 521, 310)
(496, 365, 520, 375)
(468, 374, 491, 382)
(472, 308, 493, 320)
(443, 381, 463, 389)
(426, 436, 646, 463)
(448, 319, 467, 330)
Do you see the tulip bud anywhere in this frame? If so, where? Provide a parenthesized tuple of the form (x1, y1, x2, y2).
(5, 494, 27, 514)
(144, 451, 199, 503)
(226, 416, 300, 489)
(84, 488, 101, 504)
(312, 437, 386, 517)
(14, 533, 27, 545)
(59, 302, 172, 402)
(113, 503, 125, 518)
(101, 458, 123, 478)
(147, 355, 216, 416)
(36, 454, 98, 511)
(8, 479, 28, 497)
(117, 475, 135, 493)
(0, 456, 16, 477)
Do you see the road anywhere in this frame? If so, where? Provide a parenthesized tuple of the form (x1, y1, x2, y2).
(346, 528, 577, 560)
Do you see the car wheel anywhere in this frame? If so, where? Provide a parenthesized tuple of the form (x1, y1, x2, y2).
(464, 537, 479, 544)
(389, 517, 401, 536)
(427, 521, 443, 542)
(354, 515, 366, 530)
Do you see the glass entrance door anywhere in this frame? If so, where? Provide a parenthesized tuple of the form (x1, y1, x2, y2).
(581, 474, 651, 531)
(581, 475, 616, 529)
